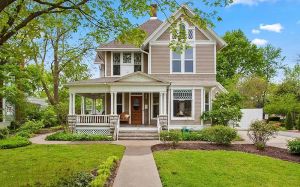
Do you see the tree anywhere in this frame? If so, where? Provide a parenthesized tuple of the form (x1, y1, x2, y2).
(201, 92, 242, 126)
(237, 76, 268, 108)
(217, 30, 264, 84)
(285, 112, 294, 130)
(264, 94, 300, 115)
(296, 116, 300, 131)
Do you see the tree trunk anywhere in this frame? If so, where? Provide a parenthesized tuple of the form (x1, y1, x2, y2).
(53, 28, 60, 105)
(15, 60, 26, 122)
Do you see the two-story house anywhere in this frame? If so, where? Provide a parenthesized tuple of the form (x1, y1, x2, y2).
(66, 4, 226, 139)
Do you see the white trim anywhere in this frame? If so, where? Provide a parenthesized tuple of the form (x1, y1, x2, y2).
(129, 93, 131, 124)
(148, 93, 151, 125)
(200, 88, 204, 125)
(214, 44, 216, 74)
(151, 93, 159, 119)
(142, 93, 144, 124)
(97, 48, 141, 51)
(104, 93, 107, 115)
(150, 40, 216, 45)
(149, 45, 152, 74)
(104, 52, 107, 77)
(167, 89, 171, 130)
(122, 93, 125, 112)
(110, 92, 114, 114)
(149, 73, 216, 75)
(170, 88, 195, 121)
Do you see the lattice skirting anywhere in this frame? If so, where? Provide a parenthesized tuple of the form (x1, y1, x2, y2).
(75, 127, 111, 135)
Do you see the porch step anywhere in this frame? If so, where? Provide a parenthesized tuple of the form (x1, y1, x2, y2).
(118, 128, 159, 140)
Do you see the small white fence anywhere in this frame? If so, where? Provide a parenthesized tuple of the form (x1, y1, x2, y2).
(237, 109, 263, 130)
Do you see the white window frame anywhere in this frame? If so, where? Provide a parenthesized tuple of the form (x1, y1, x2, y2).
(170, 47, 196, 74)
(151, 93, 160, 119)
(171, 89, 195, 120)
(111, 52, 144, 77)
(204, 89, 211, 112)
(169, 19, 195, 42)
(116, 93, 124, 114)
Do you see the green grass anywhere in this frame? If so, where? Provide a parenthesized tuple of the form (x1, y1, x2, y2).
(0, 144, 125, 187)
(154, 150, 300, 187)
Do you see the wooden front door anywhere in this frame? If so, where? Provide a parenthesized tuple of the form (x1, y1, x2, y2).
(131, 96, 142, 125)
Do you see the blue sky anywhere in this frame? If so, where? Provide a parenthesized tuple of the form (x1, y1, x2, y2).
(91, 0, 300, 80)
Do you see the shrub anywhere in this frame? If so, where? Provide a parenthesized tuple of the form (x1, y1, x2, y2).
(0, 136, 31, 149)
(267, 116, 280, 122)
(296, 116, 300, 131)
(0, 127, 9, 139)
(54, 172, 94, 187)
(200, 125, 237, 145)
(285, 112, 294, 130)
(41, 106, 58, 128)
(8, 120, 21, 131)
(247, 120, 278, 150)
(181, 131, 204, 141)
(159, 130, 181, 147)
(18, 120, 44, 134)
(46, 131, 112, 141)
(90, 156, 118, 187)
(15, 131, 32, 138)
(287, 138, 300, 154)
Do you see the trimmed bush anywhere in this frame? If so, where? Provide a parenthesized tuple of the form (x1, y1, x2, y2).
(181, 131, 204, 141)
(200, 125, 237, 145)
(19, 120, 44, 134)
(285, 112, 294, 130)
(0, 136, 31, 149)
(41, 106, 58, 128)
(159, 130, 181, 147)
(53, 172, 94, 187)
(247, 120, 278, 150)
(90, 156, 119, 187)
(15, 131, 32, 138)
(0, 127, 9, 139)
(46, 131, 112, 141)
(287, 138, 300, 154)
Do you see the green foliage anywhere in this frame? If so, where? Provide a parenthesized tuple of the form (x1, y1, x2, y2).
(201, 92, 242, 126)
(247, 120, 278, 150)
(18, 120, 44, 134)
(0, 128, 9, 139)
(41, 106, 58, 128)
(264, 94, 299, 115)
(200, 125, 237, 145)
(159, 130, 181, 147)
(217, 30, 264, 84)
(90, 156, 119, 187)
(8, 120, 21, 131)
(287, 138, 300, 154)
(285, 112, 294, 130)
(46, 132, 112, 141)
(54, 172, 94, 187)
(296, 116, 300, 131)
(0, 136, 31, 149)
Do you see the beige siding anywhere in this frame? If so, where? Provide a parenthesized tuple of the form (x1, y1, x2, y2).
(195, 28, 209, 40)
(143, 53, 148, 73)
(196, 44, 215, 73)
(151, 45, 170, 73)
(152, 74, 216, 82)
(106, 51, 111, 76)
(170, 89, 201, 125)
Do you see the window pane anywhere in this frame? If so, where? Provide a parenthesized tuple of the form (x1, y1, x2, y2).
(185, 48, 193, 59)
(113, 65, 120, 75)
(185, 60, 193, 72)
(113, 53, 120, 65)
(153, 105, 159, 118)
(172, 51, 181, 59)
(117, 93, 122, 104)
(134, 65, 141, 72)
(188, 29, 193, 39)
(117, 105, 122, 114)
(172, 60, 181, 72)
(153, 93, 159, 118)
(173, 100, 192, 117)
(134, 53, 141, 64)
(123, 53, 131, 63)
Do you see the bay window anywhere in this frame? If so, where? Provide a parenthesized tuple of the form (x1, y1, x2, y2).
(172, 90, 193, 119)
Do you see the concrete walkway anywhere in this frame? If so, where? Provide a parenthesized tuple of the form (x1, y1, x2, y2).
(113, 141, 162, 187)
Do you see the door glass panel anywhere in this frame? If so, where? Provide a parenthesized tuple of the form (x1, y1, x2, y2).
(133, 98, 140, 110)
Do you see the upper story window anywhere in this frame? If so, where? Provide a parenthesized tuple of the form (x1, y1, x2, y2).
(171, 48, 194, 73)
(113, 53, 121, 76)
(134, 53, 142, 72)
(171, 20, 195, 41)
(112, 52, 142, 76)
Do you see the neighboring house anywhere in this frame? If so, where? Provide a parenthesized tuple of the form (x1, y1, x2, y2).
(66, 4, 227, 139)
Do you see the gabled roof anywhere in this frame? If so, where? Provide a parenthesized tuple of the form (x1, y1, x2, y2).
(114, 71, 169, 84)
(98, 19, 163, 50)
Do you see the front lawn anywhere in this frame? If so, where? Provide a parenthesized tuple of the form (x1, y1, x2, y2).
(154, 150, 300, 187)
(0, 144, 124, 187)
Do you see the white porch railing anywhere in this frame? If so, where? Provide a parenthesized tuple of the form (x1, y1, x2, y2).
(76, 115, 110, 126)
(157, 115, 161, 141)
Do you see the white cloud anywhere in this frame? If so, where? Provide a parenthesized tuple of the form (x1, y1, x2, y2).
(259, 23, 283, 33)
(232, 0, 276, 6)
(252, 29, 260, 34)
(251, 38, 268, 46)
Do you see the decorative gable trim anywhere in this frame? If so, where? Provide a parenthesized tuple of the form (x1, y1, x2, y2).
(114, 71, 169, 84)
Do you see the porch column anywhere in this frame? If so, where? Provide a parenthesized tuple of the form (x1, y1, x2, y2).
(113, 92, 117, 114)
(159, 92, 163, 115)
(80, 96, 85, 115)
(92, 98, 96, 114)
(110, 92, 114, 114)
(72, 93, 75, 115)
(163, 92, 167, 114)
(69, 93, 72, 115)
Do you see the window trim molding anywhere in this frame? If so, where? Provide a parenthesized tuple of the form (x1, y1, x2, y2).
(170, 88, 195, 121)
(151, 92, 159, 119)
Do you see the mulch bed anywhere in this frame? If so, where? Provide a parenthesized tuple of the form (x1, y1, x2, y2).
(152, 143, 300, 163)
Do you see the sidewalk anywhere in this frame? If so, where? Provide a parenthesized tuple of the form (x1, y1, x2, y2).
(113, 141, 162, 187)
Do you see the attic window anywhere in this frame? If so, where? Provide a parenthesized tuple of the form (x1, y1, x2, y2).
(188, 29, 194, 40)
(170, 21, 195, 41)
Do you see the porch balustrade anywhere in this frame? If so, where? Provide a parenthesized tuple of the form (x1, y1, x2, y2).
(76, 115, 110, 125)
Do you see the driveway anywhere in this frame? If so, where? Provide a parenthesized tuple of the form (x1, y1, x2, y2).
(238, 130, 296, 149)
